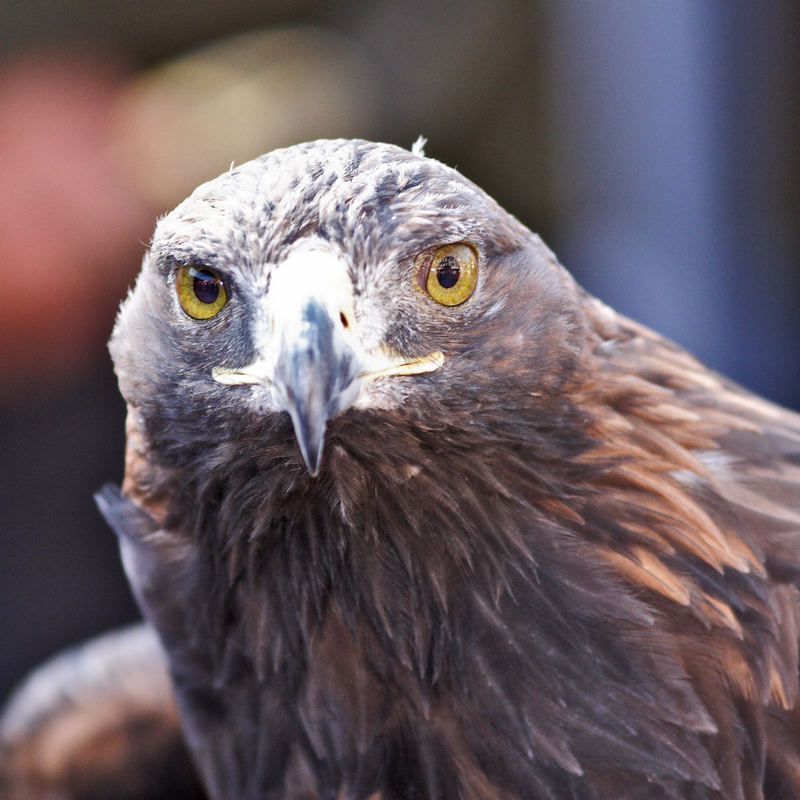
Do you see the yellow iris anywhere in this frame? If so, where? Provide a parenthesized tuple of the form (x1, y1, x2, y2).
(423, 243, 478, 306)
(176, 265, 228, 319)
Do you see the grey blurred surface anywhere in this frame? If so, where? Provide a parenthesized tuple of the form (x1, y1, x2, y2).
(1, 0, 798, 702)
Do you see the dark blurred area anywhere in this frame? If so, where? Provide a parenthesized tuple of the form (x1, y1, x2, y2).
(1, 1, 798, 702)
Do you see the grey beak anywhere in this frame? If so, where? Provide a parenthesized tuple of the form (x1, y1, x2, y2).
(272, 298, 360, 476)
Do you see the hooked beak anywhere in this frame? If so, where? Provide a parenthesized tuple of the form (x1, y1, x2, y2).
(271, 295, 359, 476)
(212, 244, 443, 476)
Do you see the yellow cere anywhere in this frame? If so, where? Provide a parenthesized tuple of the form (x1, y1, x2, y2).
(424, 243, 478, 306)
(176, 265, 228, 319)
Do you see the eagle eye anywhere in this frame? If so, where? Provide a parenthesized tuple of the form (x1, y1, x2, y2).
(421, 243, 478, 306)
(176, 265, 228, 319)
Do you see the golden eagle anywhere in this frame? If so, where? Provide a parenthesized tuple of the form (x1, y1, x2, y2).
(2, 139, 800, 799)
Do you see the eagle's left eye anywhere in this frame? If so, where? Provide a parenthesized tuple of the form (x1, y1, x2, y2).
(421, 243, 478, 306)
(176, 265, 228, 319)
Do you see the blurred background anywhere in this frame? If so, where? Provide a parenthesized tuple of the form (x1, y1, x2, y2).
(1, 1, 798, 702)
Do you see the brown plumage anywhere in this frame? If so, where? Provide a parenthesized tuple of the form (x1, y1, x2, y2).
(2, 139, 800, 799)
(0, 626, 205, 799)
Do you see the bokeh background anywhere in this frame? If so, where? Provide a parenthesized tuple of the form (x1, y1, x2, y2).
(1, 1, 798, 702)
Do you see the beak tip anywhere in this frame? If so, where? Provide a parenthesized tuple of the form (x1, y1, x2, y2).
(289, 410, 327, 478)
(302, 447, 323, 478)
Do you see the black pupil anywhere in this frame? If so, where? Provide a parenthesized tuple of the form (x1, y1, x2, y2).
(436, 256, 460, 289)
(193, 271, 220, 304)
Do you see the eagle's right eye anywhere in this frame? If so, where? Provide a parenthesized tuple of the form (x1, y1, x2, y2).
(176, 265, 228, 319)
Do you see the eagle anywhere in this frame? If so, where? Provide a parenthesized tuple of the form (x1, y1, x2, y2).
(2, 138, 800, 800)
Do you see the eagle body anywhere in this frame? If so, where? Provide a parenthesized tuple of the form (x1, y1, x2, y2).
(4, 139, 800, 800)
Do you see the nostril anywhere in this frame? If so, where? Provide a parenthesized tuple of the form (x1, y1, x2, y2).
(340, 311, 349, 329)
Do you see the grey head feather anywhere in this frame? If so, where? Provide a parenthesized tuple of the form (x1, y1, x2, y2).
(110, 138, 585, 474)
